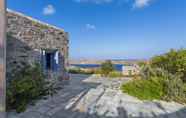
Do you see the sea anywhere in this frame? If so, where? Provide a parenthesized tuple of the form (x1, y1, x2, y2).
(71, 64, 124, 71)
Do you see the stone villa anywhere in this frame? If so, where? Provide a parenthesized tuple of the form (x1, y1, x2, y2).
(6, 9, 69, 80)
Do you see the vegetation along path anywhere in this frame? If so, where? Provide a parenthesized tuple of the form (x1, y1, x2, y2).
(8, 74, 186, 118)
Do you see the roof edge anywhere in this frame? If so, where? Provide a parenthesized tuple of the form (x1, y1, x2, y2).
(7, 8, 65, 32)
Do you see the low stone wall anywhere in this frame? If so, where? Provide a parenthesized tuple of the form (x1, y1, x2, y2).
(122, 65, 140, 76)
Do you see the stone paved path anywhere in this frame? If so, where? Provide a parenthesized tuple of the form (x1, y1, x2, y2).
(7, 74, 186, 118)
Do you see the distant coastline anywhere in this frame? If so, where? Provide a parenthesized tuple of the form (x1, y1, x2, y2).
(71, 64, 124, 71)
(69, 59, 147, 65)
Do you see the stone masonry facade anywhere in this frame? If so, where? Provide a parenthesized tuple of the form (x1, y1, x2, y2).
(6, 9, 69, 80)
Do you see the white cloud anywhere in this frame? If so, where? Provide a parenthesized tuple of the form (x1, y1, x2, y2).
(74, 0, 154, 8)
(86, 24, 96, 31)
(76, 0, 133, 4)
(74, 0, 113, 4)
(43, 5, 56, 15)
(133, 0, 153, 8)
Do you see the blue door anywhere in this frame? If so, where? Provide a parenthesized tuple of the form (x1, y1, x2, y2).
(41, 50, 59, 73)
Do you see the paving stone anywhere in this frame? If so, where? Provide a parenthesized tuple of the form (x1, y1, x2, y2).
(19, 111, 44, 118)
(36, 105, 51, 114)
(7, 112, 20, 118)
(46, 105, 63, 116)
(7, 74, 186, 118)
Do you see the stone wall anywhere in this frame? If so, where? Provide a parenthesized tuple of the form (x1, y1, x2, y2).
(6, 9, 69, 80)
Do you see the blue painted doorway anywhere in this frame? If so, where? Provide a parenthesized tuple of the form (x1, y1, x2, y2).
(41, 49, 59, 73)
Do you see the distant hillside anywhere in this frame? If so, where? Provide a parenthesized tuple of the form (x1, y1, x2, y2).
(69, 59, 147, 65)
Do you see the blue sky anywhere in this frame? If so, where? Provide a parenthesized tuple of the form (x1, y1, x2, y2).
(7, 0, 186, 60)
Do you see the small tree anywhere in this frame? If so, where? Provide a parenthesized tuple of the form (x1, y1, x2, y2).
(100, 60, 114, 76)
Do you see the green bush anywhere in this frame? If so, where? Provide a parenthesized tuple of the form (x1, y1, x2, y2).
(121, 77, 165, 100)
(150, 49, 186, 81)
(68, 68, 82, 74)
(6, 63, 47, 113)
(94, 68, 102, 74)
(163, 76, 186, 103)
(121, 74, 186, 103)
(108, 71, 123, 78)
(122, 49, 186, 104)
(137, 61, 147, 67)
(68, 68, 94, 74)
(140, 65, 172, 80)
(100, 60, 114, 76)
(139, 64, 157, 80)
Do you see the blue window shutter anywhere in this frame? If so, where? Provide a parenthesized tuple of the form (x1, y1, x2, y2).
(41, 50, 46, 73)
(54, 51, 59, 72)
